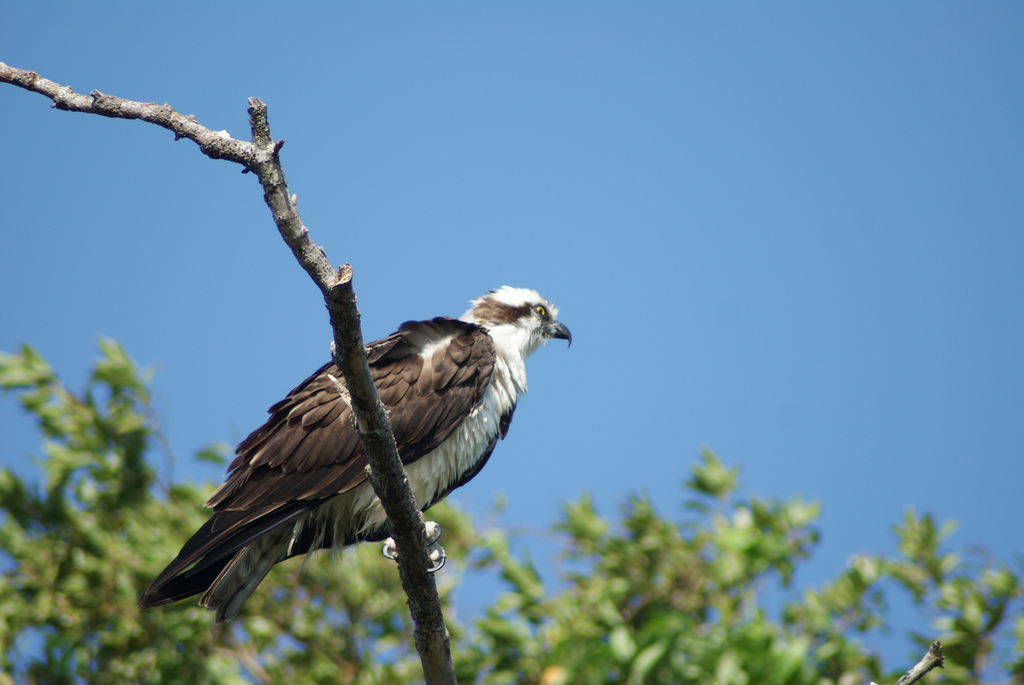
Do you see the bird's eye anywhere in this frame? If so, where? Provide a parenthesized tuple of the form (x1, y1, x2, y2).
(534, 304, 548, 318)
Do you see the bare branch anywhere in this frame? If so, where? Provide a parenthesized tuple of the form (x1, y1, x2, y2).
(1, 62, 456, 684)
(894, 642, 944, 685)
(0, 63, 253, 163)
(870, 641, 944, 685)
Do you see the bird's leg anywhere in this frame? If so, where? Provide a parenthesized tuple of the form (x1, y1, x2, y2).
(381, 521, 446, 572)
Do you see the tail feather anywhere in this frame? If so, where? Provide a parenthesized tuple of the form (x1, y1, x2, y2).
(137, 501, 319, 617)
(136, 555, 233, 607)
(200, 527, 291, 623)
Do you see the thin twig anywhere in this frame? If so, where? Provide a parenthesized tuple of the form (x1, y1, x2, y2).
(871, 641, 944, 685)
(0, 62, 456, 685)
(894, 642, 944, 685)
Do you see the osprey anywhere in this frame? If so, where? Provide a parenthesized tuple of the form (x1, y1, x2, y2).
(138, 286, 570, 622)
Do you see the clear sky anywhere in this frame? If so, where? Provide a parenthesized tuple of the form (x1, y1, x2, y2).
(3, 1, 1022, 671)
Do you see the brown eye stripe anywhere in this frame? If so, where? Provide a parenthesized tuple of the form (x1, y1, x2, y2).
(473, 299, 533, 324)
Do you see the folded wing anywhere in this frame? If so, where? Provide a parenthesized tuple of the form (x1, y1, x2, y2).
(138, 317, 495, 609)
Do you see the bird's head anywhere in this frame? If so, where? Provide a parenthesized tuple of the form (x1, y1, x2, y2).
(461, 286, 571, 359)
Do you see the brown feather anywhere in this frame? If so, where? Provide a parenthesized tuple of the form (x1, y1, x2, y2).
(140, 317, 497, 611)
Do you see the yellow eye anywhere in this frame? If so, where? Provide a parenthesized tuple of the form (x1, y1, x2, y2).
(534, 304, 548, 318)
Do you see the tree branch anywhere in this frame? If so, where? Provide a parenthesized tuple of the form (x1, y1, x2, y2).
(871, 641, 944, 685)
(1, 62, 456, 685)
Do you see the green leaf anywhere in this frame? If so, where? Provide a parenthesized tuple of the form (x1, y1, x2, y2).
(686, 449, 738, 498)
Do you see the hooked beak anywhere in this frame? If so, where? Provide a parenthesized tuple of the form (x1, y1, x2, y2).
(547, 321, 572, 347)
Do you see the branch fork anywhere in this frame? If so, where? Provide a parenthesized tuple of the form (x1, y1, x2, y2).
(1, 61, 456, 685)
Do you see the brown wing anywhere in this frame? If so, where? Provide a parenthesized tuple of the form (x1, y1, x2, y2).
(137, 317, 495, 608)
(207, 317, 495, 510)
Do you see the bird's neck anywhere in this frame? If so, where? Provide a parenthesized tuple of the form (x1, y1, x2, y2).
(481, 322, 532, 396)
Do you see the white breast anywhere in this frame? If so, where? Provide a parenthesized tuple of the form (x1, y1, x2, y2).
(309, 355, 520, 548)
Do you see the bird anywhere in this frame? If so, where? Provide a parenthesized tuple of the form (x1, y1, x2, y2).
(137, 286, 571, 622)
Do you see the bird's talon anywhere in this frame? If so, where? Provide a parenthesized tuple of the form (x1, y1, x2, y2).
(427, 541, 446, 572)
(380, 527, 445, 572)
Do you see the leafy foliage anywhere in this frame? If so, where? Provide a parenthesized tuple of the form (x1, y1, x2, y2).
(0, 342, 472, 684)
(1, 343, 1022, 684)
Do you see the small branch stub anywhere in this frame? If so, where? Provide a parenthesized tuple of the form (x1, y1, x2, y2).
(871, 641, 943, 685)
(894, 642, 943, 685)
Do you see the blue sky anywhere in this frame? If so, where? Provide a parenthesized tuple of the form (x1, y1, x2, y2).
(3, 1, 1023, 671)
